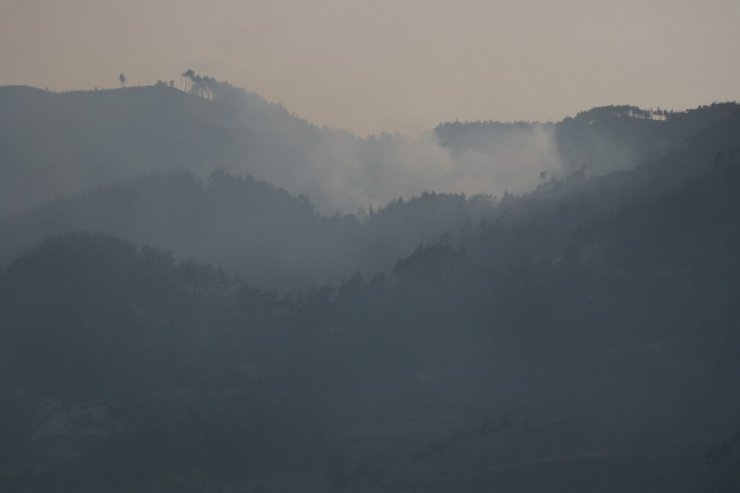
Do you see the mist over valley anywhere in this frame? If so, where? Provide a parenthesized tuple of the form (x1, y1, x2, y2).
(1, 71, 740, 492)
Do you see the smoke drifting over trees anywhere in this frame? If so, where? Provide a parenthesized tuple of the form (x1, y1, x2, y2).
(1, 76, 740, 491)
(5, 78, 734, 219)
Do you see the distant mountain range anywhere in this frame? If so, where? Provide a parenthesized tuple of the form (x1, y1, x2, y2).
(1, 80, 739, 287)
(2, 80, 737, 218)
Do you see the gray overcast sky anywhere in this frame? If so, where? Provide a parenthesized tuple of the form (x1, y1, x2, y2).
(1, 0, 739, 135)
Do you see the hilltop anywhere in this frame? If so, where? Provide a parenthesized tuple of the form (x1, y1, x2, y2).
(2, 79, 737, 218)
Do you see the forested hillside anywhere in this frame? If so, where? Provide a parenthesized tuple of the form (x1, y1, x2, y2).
(436, 103, 740, 176)
(1, 79, 740, 491)
(0, 170, 493, 288)
(3, 80, 736, 217)
(2, 160, 740, 490)
(2, 93, 737, 288)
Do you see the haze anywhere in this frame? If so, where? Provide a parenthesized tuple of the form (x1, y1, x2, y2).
(1, 0, 739, 135)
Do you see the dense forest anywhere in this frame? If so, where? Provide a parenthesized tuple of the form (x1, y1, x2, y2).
(1, 79, 739, 491)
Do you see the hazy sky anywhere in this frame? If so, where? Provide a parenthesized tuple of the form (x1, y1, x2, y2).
(1, 0, 739, 135)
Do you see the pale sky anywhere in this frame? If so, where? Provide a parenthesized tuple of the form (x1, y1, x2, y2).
(1, 0, 739, 136)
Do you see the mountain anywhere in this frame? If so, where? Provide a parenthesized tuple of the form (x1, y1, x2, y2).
(452, 106, 740, 271)
(2, 155, 740, 490)
(0, 81, 329, 217)
(1, 96, 739, 288)
(435, 102, 740, 176)
(3, 78, 737, 219)
(2, 76, 740, 491)
(0, 169, 495, 288)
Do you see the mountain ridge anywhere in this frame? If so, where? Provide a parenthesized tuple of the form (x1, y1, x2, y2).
(2, 80, 736, 218)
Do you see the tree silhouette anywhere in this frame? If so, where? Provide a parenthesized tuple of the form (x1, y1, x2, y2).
(181, 69, 195, 93)
(179, 69, 216, 100)
(118, 73, 127, 87)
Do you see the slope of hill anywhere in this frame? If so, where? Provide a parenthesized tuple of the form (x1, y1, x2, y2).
(0, 169, 495, 288)
(2, 77, 740, 491)
(0, 82, 327, 217)
(3, 79, 736, 219)
(435, 102, 740, 176)
(2, 156, 740, 490)
(2, 99, 739, 289)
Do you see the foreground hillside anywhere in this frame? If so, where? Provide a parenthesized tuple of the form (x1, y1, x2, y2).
(1, 157, 740, 491)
